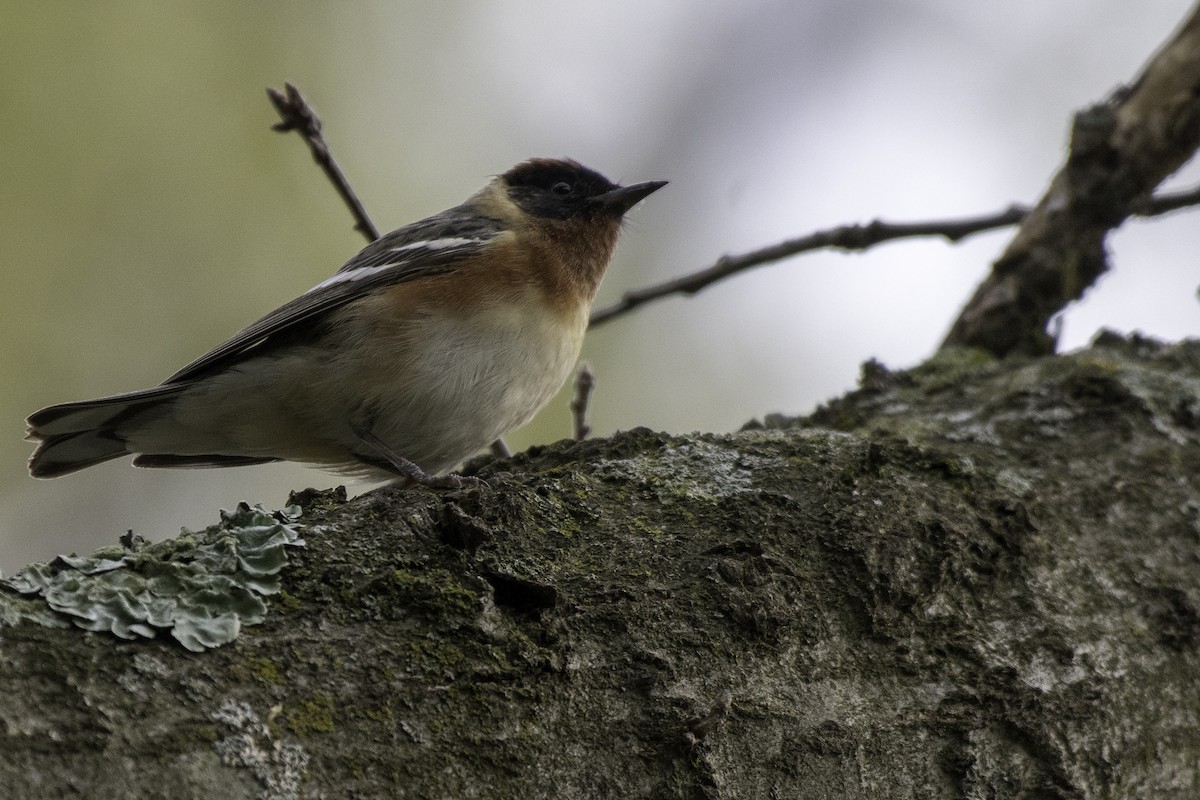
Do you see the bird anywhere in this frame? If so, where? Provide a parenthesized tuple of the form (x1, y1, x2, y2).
(26, 158, 666, 487)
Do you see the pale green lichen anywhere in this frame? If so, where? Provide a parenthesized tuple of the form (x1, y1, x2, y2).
(0, 503, 304, 652)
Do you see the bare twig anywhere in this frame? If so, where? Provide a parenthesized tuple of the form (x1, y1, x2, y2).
(589, 178, 1200, 330)
(941, 4, 1200, 356)
(266, 82, 380, 243)
(1134, 182, 1200, 216)
(569, 363, 596, 441)
(266, 82, 514, 457)
(589, 206, 1027, 327)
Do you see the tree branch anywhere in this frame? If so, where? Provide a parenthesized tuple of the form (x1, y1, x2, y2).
(569, 362, 596, 441)
(590, 179, 1200, 330)
(589, 206, 1029, 328)
(266, 82, 380, 243)
(266, 82, 514, 456)
(940, 3, 1200, 356)
(268, 43, 1200, 354)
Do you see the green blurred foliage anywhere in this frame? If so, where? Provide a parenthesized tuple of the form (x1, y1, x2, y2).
(0, 2, 578, 567)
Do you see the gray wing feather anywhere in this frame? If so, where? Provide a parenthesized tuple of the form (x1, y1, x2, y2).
(163, 208, 502, 384)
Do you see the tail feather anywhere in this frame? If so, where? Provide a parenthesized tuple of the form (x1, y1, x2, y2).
(26, 385, 187, 478)
(27, 384, 185, 437)
(133, 454, 279, 469)
(27, 430, 130, 478)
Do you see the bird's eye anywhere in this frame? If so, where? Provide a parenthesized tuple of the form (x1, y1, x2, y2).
(551, 181, 572, 196)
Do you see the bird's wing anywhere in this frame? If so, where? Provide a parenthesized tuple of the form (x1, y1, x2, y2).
(163, 206, 504, 384)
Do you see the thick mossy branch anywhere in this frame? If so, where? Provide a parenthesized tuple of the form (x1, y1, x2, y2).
(3, 332, 1200, 798)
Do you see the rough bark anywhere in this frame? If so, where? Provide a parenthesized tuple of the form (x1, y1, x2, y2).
(3, 332, 1200, 798)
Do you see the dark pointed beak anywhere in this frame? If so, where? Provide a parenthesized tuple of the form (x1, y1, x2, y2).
(596, 180, 668, 215)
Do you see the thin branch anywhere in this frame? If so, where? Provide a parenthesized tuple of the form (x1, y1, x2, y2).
(589, 178, 1200, 329)
(569, 363, 596, 441)
(266, 82, 380, 243)
(1134, 182, 1200, 216)
(589, 205, 1028, 328)
(265, 82, 515, 457)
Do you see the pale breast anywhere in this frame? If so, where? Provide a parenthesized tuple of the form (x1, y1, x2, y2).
(346, 291, 589, 473)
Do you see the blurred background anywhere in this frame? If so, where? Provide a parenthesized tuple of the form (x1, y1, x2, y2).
(3, 1, 1198, 569)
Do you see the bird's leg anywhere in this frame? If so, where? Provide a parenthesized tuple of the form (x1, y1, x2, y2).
(352, 427, 483, 489)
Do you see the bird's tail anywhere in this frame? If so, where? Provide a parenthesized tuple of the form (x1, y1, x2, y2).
(26, 385, 186, 478)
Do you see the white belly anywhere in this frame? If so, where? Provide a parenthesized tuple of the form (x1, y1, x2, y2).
(359, 300, 587, 473)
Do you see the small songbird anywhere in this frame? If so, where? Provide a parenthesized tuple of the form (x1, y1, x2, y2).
(26, 158, 666, 487)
